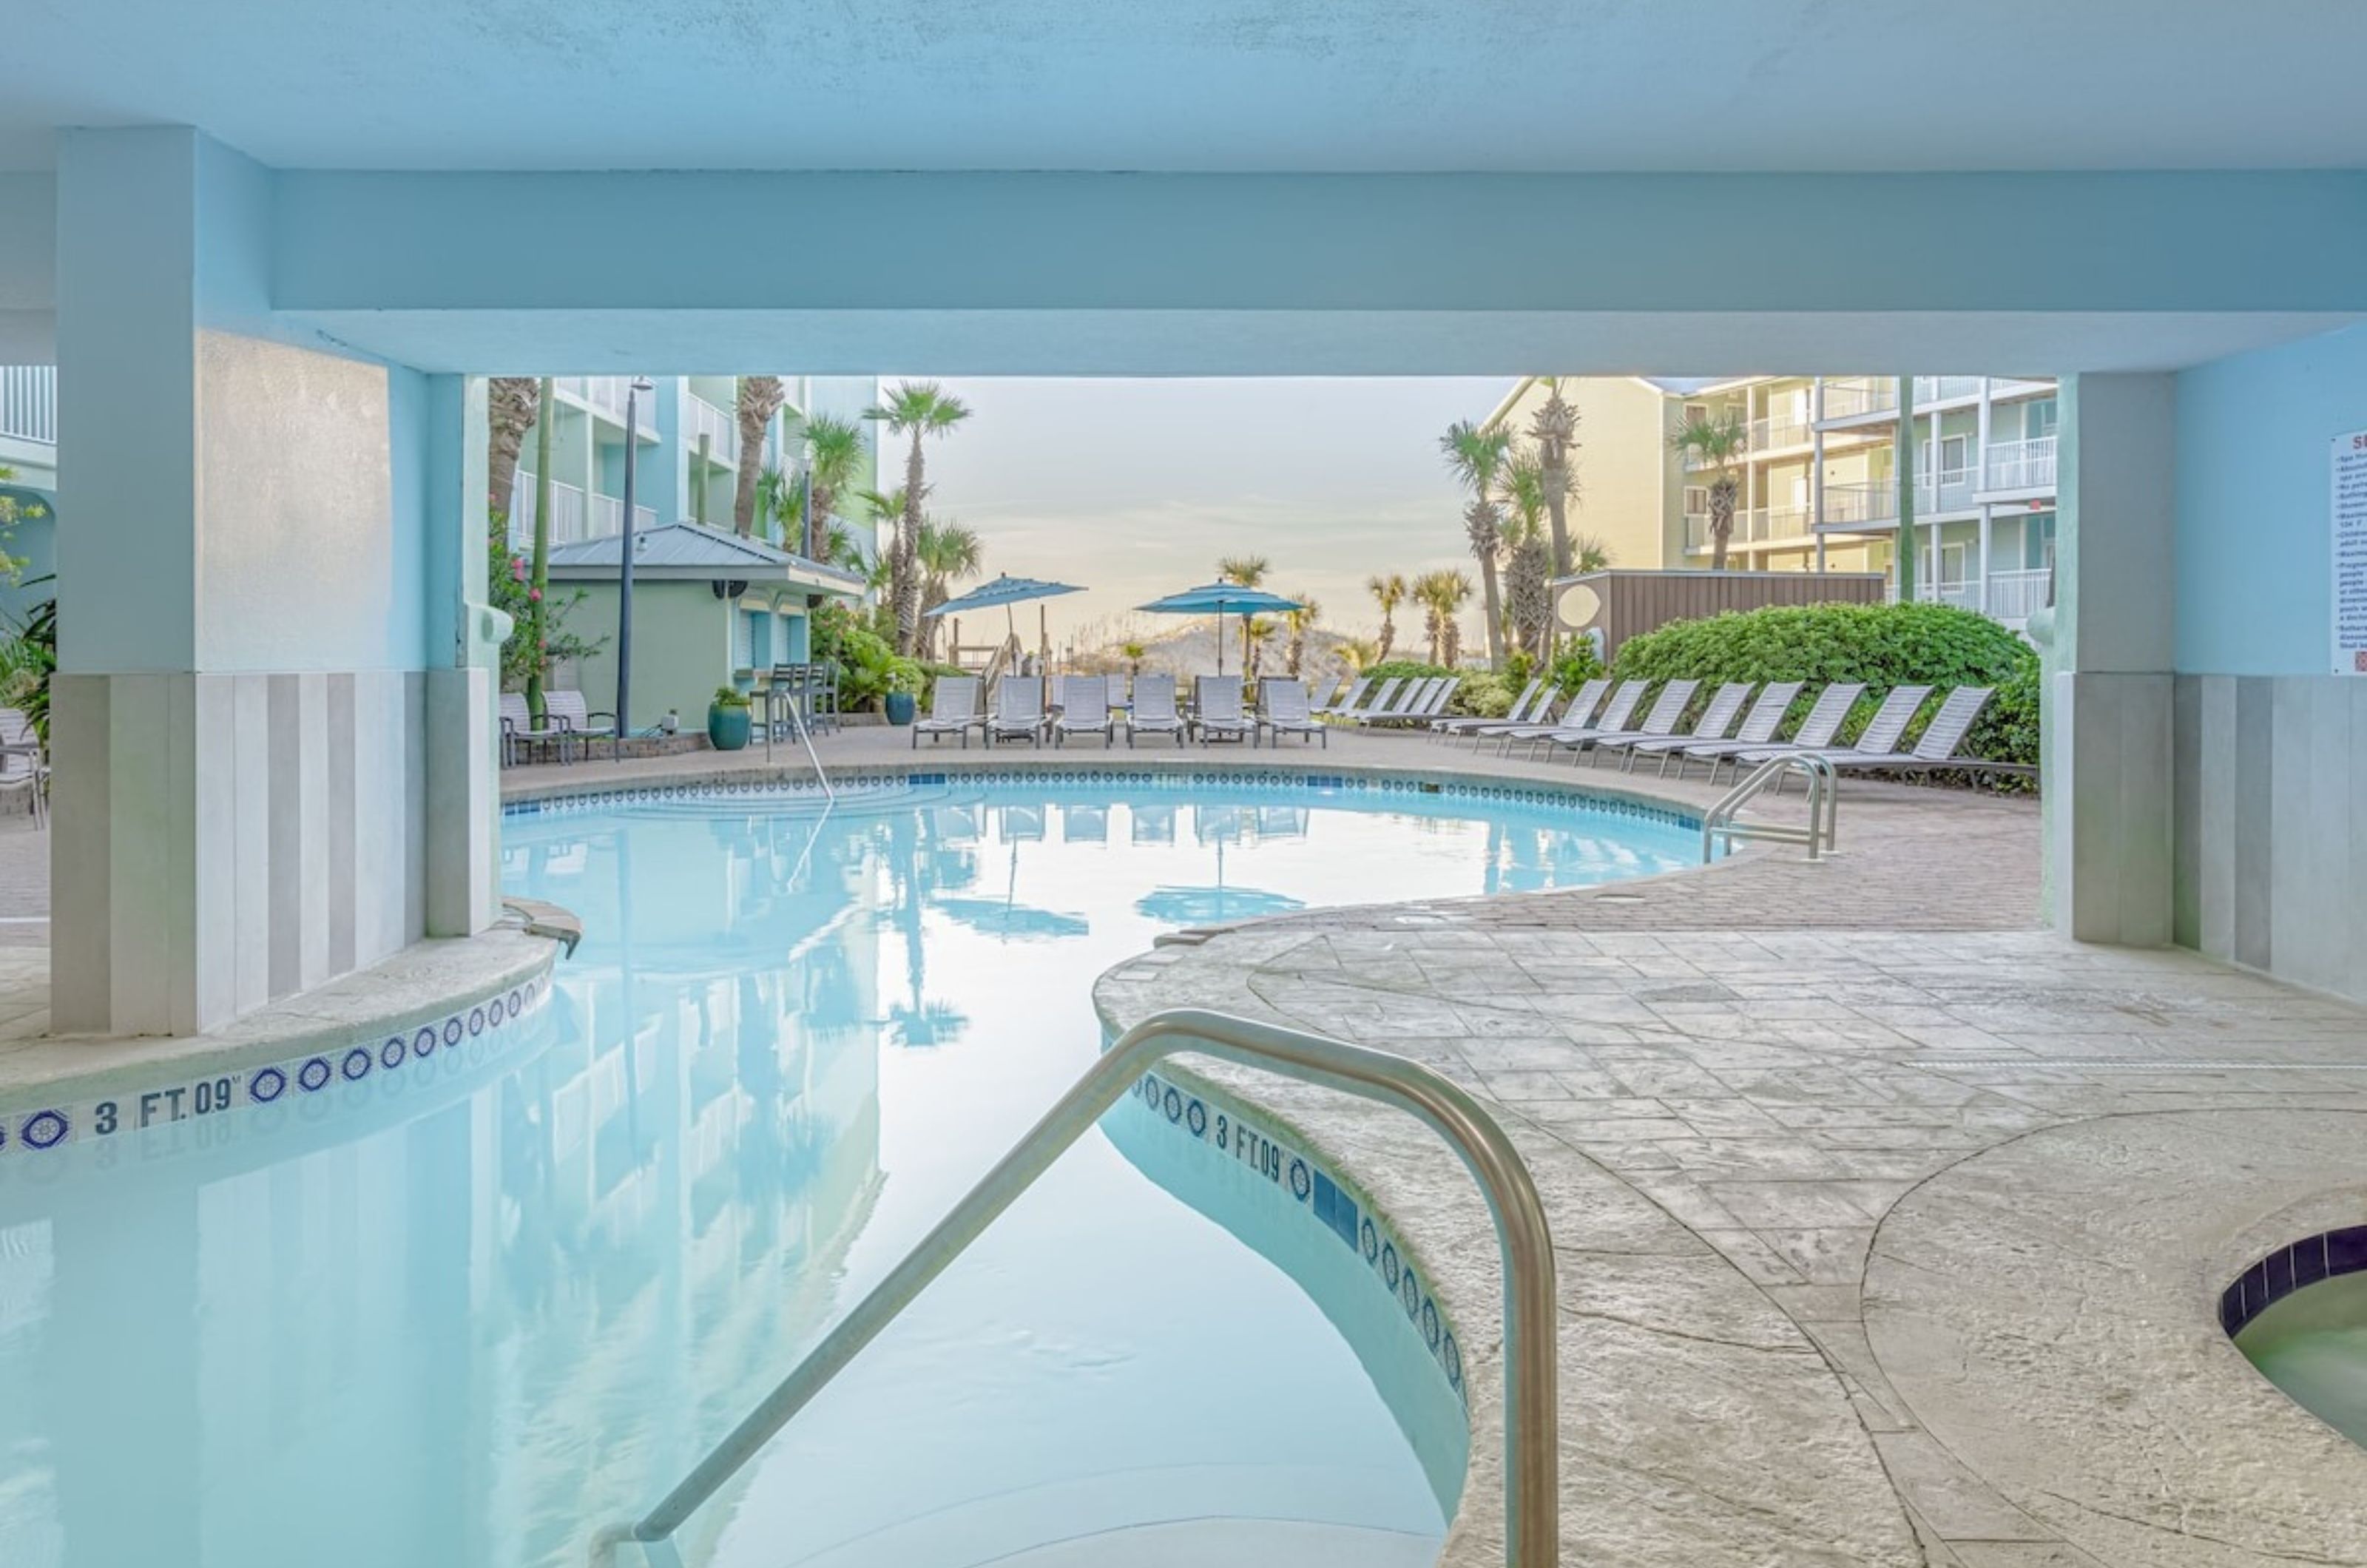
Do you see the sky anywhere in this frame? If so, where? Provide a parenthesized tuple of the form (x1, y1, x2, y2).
(897, 377, 1514, 655)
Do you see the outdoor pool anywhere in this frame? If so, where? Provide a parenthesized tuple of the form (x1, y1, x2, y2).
(0, 774, 1698, 1568)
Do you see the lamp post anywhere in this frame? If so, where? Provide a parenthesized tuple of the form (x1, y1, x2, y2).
(616, 376, 655, 744)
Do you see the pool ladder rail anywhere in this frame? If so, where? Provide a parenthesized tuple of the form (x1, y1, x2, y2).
(594, 1007, 1561, 1568)
(1701, 753, 1837, 862)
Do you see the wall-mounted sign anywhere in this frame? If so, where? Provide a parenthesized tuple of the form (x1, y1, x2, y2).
(2335, 429, 2367, 675)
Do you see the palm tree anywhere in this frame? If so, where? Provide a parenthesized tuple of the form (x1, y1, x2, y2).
(486, 376, 541, 521)
(1668, 410, 1749, 570)
(754, 464, 801, 547)
(733, 376, 789, 538)
(854, 487, 905, 597)
(1527, 378, 1581, 575)
(1571, 533, 1614, 574)
(1243, 616, 1279, 681)
(916, 517, 985, 658)
(1413, 569, 1472, 667)
(800, 413, 868, 561)
(865, 382, 973, 656)
(1440, 420, 1512, 669)
(1215, 555, 1271, 670)
(1366, 572, 1407, 661)
(1280, 592, 1320, 678)
(1499, 450, 1554, 665)
(1336, 635, 1380, 675)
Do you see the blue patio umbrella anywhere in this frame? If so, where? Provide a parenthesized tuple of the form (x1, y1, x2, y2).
(1135, 885, 1306, 925)
(1136, 583, 1307, 675)
(922, 573, 1086, 654)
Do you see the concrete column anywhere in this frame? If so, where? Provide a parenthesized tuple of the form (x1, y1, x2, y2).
(2040, 372, 2176, 947)
(1977, 504, 1993, 615)
(50, 127, 490, 1035)
(1810, 379, 1827, 572)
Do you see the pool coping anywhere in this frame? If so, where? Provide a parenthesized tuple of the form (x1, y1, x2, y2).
(0, 926, 561, 1140)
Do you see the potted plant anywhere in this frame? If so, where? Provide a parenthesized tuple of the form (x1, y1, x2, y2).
(707, 685, 752, 751)
(882, 662, 920, 726)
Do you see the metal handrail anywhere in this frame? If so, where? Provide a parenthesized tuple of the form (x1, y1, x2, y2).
(1702, 753, 1837, 862)
(759, 676, 834, 804)
(594, 1007, 1559, 1568)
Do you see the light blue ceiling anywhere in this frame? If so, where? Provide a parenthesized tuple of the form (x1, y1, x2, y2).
(2, 0, 2363, 174)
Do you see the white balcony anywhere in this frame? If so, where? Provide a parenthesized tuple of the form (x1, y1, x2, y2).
(509, 473, 588, 545)
(1914, 375, 1983, 403)
(589, 493, 660, 537)
(686, 394, 738, 464)
(1922, 466, 1979, 514)
(1822, 480, 1898, 528)
(0, 366, 56, 445)
(1820, 377, 1898, 420)
(1983, 435, 2058, 492)
(1749, 415, 1811, 451)
(1984, 567, 2053, 622)
(581, 376, 658, 434)
(1685, 504, 1812, 551)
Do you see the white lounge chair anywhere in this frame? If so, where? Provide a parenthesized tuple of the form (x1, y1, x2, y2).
(1126, 673, 1187, 746)
(1051, 675, 1115, 746)
(1732, 684, 1932, 777)
(1357, 676, 1442, 726)
(1257, 678, 1327, 748)
(1345, 676, 1404, 723)
(1466, 679, 1607, 747)
(1806, 686, 1993, 780)
(1402, 677, 1464, 729)
(1593, 681, 1753, 771)
(1509, 679, 1646, 751)
(1555, 679, 1700, 764)
(1680, 682, 1863, 781)
(1192, 675, 1254, 743)
(912, 675, 983, 748)
(1432, 677, 1546, 740)
(1314, 676, 1372, 718)
(1627, 680, 1803, 776)
(985, 677, 1048, 746)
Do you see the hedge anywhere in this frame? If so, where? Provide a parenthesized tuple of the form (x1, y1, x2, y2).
(1609, 601, 2039, 771)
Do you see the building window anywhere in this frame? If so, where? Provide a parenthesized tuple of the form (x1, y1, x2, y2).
(2025, 399, 2059, 439)
(1684, 486, 1709, 516)
(1683, 403, 1709, 428)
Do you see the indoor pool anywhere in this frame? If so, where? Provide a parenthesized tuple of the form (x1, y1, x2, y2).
(0, 774, 1696, 1568)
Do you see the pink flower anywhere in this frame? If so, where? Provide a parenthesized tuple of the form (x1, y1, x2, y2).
(527, 587, 542, 603)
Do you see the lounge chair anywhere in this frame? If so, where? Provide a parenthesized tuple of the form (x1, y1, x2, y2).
(1342, 677, 1403, 724)
(1677, 682, 1863, 781)
(1432, 677, 1545, 740)
(1462, 679, 1607, 747)
(1552, 678, 1700, 764)
(544, 689, 618, 763)
(1050, 675, 1115, 746)
(1192, 675, 1254, 744)
(1358, 676, 1446, 726)
(499, 692, 567, 766)
(1805, 686, 1993, 780)
(1402, 677, 1465, 729)
(912, 675, 983, 748)
(1627, 680, 1803, 777)
(1507, 679, 1646, 751)
(1125, 673, 1187, 746)
(1593, 681, 1753, 771)
(1314, 676, 1372, 718)
(0, 707, 44, 827)
(985, 677, 1048, 746)
(1732, 684, 1933, 778)
(1257, 678, 1327, 748)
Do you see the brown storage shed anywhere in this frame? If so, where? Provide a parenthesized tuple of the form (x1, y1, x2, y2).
(1553, 569, 1889, 661)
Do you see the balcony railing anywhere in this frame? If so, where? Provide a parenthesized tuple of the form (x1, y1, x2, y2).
(1822, 481, 1897, 527)
(1821, 378, 1898, 419)
(509, 474, 588, 546)
(1984, 435, 2058, 492)
(1985, 567, 2053, 622)
(590, 493, 660, 537)
(686, 395, 738, 464)
(1749, 415, 1811, 451)
(1922, 467, 1978, 514)
(0, 366, 56, 445)
(1914, 376, 1983, 403)
(1685, 505, 1812, 551)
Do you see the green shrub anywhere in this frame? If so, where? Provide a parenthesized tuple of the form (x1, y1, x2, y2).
(1359, 659, 1452, 686)
(710, 685, 750, 709)
(1446, 670, 1516, 718)
(811, 601, 922, 711)
(1545, 641, 1606, 693)
(1610, 601, 2038, 771)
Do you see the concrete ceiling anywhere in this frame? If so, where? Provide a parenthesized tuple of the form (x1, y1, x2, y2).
(4, 0, 2364, 174)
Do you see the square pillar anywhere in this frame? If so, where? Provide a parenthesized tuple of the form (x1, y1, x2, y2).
(2042, 373, 2176, 947)
(50, 128, 496, 1035)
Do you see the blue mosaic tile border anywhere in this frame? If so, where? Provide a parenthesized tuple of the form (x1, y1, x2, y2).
(0, 973, 553, 1159)
(1128, 1067, 1466, 1406)
(2221, 1225, 2367, 1336)
(504, 766, 1698, 832)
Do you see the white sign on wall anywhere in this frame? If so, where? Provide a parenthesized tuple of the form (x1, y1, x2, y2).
(2336, 428, 2367, 675)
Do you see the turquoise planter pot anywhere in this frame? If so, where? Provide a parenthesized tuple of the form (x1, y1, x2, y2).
(885, 692, 917, 726)
(707, 705, 752, 751)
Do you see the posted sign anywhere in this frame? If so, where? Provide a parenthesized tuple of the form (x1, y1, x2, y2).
(2339, 429, 2367, 675)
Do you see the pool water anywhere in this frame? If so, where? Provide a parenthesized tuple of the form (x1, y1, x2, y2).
(0, 777, 1695, 1568)
(2238, 1271, 2367, 1451)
